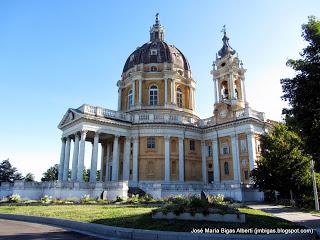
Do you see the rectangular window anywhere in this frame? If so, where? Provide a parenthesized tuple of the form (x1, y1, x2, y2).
(147, 137, 156, 149)
(150, 49, 157, 55)
(207, 145, 212, 157)
(189, 140, 195, 151)
(240, 139, 247, 153)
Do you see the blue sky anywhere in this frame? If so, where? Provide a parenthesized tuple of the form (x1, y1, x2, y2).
(0, 0, 319, 180)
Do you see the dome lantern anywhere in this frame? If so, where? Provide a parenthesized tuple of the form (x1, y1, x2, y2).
(150, 13, 165, 42)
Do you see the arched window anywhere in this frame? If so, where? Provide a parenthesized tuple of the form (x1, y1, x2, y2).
(220, 81, 229, 100)
(128, 89, 133, 108)
(150, 66, 157, 72)
(149, 85, 158, 105)
(176, 88, 183, 108)
(224, 162, 229, 175)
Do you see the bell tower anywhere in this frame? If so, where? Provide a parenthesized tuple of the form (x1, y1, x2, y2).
(211, 27, 247, 118)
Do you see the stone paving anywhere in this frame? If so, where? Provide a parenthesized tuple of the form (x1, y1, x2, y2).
(0, 219, 104, 240)
(247, 203, 320, 229)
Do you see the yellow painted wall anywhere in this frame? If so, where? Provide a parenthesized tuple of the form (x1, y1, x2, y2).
(138, 136, 164, 180)
(184, 138, 202, 181)
(218, 136, 234, 181)
(142, 80, 165, 106)
(238, 133, 250, 183)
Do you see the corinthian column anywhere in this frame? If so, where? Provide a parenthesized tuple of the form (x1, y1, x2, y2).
(201, 140, 207, 184)
(178, 137, 184, 182)
(71, 133, 80, 181)
(58, 138, 66, 181)
(132, 136, 139, 182)
(164, 78, 168, 105)
(164, 135, 170, 182)
(123, 137, 131, 181)
(100, 144, 105, 182)
(138, 79, 142, 106)
(132, 80, 136, 106)
(231, 133, 240, 182)
(77, 130, 87, 182)
(112, 135, 120, 181)
(90, 132, 100, 183)
(247, 131, 256, 171)
(63, 137, 71, 181)
(212, 138, 220, 182)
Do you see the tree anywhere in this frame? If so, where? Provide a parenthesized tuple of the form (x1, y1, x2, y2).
(0, 159, 24, 183)
(24, 173, 35, 182)
(83, 168, 101, 182)
(41, 164, 58, 181)
(281, 16, 320, 169)
(251, 123, 312, 200)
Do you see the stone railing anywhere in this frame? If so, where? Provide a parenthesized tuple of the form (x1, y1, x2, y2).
(198, 117, 216, 127)
(234, 108, 265, 122)
(77, 104, 265, 128)
(78, 104, 133, 122)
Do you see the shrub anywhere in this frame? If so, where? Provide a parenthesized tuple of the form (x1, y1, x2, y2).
(172, 204, 184, 216)
(81, 194, 91, 203)
(8, 194, 21, 203)
(141, 194, 154, 203)
(52, 199, 64, 204)
(208, 194, 224, 204)
(127, 194, 140, 203)
(114, 196, 124, 202)
(164, 195, 188, 204)
(97, 199, 109, 204)
(41, 195, 52, 204)
(154, 194, 238, 216)
(187, 195, 207, 208)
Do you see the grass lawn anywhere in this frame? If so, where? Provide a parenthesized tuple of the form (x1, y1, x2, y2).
(0, 205, 301, 232)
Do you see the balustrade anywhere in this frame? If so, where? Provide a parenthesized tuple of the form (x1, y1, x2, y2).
(77, 104, 265, 128)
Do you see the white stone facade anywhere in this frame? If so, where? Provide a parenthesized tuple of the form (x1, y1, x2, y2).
(0, 16, 271, 202)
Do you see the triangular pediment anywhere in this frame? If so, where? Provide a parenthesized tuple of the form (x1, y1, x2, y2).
(58, 109, 80, 129)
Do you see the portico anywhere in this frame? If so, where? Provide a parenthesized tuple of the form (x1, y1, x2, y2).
(57, 118, 260, 188)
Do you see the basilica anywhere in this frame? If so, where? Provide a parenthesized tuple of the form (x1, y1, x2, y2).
(54, 14, 270, 201)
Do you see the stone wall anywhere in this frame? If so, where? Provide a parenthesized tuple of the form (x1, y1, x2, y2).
(0, 181, 128, 201)
(138, 182, 264, 202)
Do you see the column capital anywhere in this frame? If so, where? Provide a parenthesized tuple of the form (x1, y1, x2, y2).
(230, 133, 238, 139)
(93, 131, 100, 138)
(61, 137, 66, 142)
(178, 136, 184, 141)
(164, 135, 171, 141)
(114, 134, 120, 139)
(80, 129, 88, 137)
(74, 132, 80, 140)
(201, 140, 206, 146)
(211, 137, 218, 143)
(132, 136, 139, 142)
(246, 130, 255, 136)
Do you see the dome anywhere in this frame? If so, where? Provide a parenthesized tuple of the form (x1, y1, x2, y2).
(123, 42, 190, 73)
(122, 14, 190, 73)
